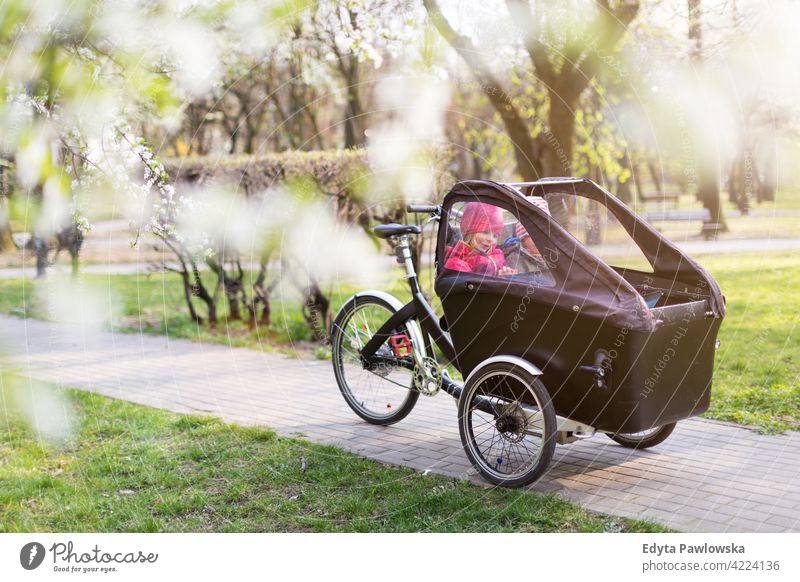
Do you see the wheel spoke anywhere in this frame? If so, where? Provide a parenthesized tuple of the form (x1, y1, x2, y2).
(462, 368, 553, 485)
(332, 299, 418, 423)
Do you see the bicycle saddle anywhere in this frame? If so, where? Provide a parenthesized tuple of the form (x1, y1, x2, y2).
(373, 223, 422, 239)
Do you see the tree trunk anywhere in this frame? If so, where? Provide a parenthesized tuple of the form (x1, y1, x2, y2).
(228, 296, 241, 320)
(630, 153, 644, 203)
(180, 270, 202, 324)
(303, 99, 326, 150)
(344, 106, 359, 148)
(303, 279, 331, 342)
(206, 297, 217, 327)
(34, 235, 48, 278)
(248, 255, 277, 329)
(243, 125, 255, 155)
(70, 249, 80, 277)
(190, 260, 217, 328)
(698, 164, 724, 226)
(542, 94, 577, 227)
(0, 171, 13, 250)
(470, 151, 485, 180)
(55, 224, 83, 278)
(728, 155, 750, 214)
(207, 257, 245, 321)
(585, 199, 603, 246)
(617, 153, 634, 205)
(543, 94, 576, 177)
(757, 148, 776, 203)
(343, 64, 365, 149)
(497, 109, 542, 181)
(0, 226, 12, 251)
(0, 217, 13, 251)
(269, 92, 299, 149)
(689, 0, 727, 232)
(647, 159, 663, 192)
(617, 177, 632, 205)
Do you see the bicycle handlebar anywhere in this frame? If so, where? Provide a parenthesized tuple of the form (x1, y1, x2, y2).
(406, 204, 440, 214)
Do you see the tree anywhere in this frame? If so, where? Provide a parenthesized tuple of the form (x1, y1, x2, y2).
(425, 0, 640, 181)
(0, 0, 312, 279)
(310, 0, 417, 149)
(314, 5, 370, 148)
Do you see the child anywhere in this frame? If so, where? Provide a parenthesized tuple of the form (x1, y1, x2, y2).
(444, 202, 517, 276)
(515, 195, 551, 260)
(502, 195, 555, 283)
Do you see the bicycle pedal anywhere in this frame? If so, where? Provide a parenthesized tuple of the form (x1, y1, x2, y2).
(389, 333, 412, 357)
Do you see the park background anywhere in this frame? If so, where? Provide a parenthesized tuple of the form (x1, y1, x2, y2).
(0, 0, 798, 533)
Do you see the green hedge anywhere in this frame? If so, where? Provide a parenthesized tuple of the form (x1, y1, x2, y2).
(163, 149, 372, 198)
(163, 148, 456, 202)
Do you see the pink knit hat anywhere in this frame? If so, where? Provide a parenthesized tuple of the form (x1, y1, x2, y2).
(460, 203, 504, 236)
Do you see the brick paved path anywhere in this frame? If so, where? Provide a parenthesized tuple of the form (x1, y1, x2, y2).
(2, 314, 799, 532)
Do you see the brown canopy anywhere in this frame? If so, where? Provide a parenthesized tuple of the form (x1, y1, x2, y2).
(436, 179, 725, 333)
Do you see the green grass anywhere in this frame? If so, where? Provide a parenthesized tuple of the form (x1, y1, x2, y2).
(701, 253, 800, 433)
(731, 186, 800, 211)
(0, 268, 427, 359)
(0, 252, 797, 433)
(627, 186, 800, 212)
(0, 270, 339, 353)
(0, 378, 665, 532)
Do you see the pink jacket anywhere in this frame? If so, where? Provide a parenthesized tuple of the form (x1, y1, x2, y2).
(444, 241, 506, 276)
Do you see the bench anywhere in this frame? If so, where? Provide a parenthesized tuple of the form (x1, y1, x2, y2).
(640, 191, 681, 207)
(644, 209, 723, 240)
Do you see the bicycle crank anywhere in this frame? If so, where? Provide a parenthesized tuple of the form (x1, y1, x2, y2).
(413, 357, 442, 396)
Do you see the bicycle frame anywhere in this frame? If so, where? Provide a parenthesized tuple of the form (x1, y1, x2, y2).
(360, 234, 456, 363)
(355, 229, 569, 422)
(357, 233, 463, 398)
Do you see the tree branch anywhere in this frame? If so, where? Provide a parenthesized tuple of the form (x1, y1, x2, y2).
(505, 0, 556, 86)
(569, 0, 640, 87)
(424, 0, 542, 179)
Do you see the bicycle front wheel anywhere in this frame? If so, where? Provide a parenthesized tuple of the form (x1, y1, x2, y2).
(458, 362, 556, 487)
(331, 294, 420, 425)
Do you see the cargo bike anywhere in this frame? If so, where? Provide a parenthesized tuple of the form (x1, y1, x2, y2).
(331, 178, 725, 487)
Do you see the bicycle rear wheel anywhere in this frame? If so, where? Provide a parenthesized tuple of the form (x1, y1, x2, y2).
(331, 294, 420, 425)
(606, 422, 676, 449)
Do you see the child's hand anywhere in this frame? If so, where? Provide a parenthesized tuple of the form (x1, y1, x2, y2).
(499, 266, 518, 276)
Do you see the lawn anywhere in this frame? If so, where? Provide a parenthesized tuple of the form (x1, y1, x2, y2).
(0, 377, 665, 533)
(0, 251, 797, 433)
(698, 252, 800, 432)
(627, 186, 800, 213)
